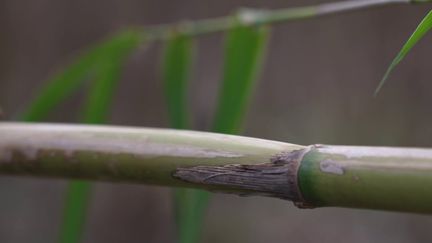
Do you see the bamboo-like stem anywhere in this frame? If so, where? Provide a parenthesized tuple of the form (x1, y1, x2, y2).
(0, 122, 303, 188)
(1, 122, 432, 213)
(141, 0, 430, 41)
(299, 145, 432, 213)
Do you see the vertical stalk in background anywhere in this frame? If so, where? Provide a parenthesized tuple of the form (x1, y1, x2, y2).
(200, 21, 269, 242)
(191, 22, 269, 239)
(59, 31, 142, 243)
(168, 20, 270, 243)
(161, 31, 205, 243)
(175, 21, 270, 241)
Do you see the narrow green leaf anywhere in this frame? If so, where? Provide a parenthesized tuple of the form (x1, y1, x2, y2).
(59, 182, 91, 243)
(161, 32, 206, 243)
(59, 31, 142, 243)
(375, 10, 432, 95)
(173, 189, 209, 243)
(21, 49, 98, 121)
(162, 23, 269, 243)
(21, 30, 144, 121)
(80, 31, 140, 123)
(213, 23, 269, 134)
(162, 32, 193, 129)
(204, 25, 269, 232)
(19, 30, 143, 243)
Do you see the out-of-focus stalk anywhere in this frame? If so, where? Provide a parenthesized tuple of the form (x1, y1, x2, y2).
(144, 0, 431, 40)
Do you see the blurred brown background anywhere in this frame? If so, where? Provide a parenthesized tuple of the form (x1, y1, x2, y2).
(1, 0, 432, 242)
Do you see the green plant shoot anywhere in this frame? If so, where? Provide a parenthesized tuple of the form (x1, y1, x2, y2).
(375, 10, 432, 95)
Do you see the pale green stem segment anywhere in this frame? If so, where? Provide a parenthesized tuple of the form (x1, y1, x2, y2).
(299, 145, 432, 213)
(0, 122, 302, 188)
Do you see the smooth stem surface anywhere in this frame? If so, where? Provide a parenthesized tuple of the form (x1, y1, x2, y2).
(0, 122, 301, 188)
(300, 145, 432, 213)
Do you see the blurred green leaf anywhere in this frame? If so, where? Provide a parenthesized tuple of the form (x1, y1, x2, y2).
(213, 23, 269, 134)
(21, 30, 143, 121)
(21, 48, 98, 121)
(59, 30, 142, 243)
(162, 32, 193, 129)
(60, 182, 91, 243)
(375, 10, 432, 95)
(204, 26, 269, 236)
(81, 31, 140, 123)
(174, 189, 209, 243)
(20, 30, 143, 243)
(161, 32, 206, 243)
(161, 22, 269, 243)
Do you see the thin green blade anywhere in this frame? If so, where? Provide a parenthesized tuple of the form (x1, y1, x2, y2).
(21, 47, 98, 121)
(207, 25, 270, 226)
(81, 31, 140, 123)
(174, 189, 209, 243)
(162, 32, 192, 130)
(161, 32, 206, 243)
(59, 30, 142, 243)
(375, 10, 432, 95)
(164, 23, 269, 243)
(20, 30, 143, 242)
(59, 181, 91, 243)
(213, 23, 269, 134)
(21, 30, 143, 121)
(20, 30, 143, 243)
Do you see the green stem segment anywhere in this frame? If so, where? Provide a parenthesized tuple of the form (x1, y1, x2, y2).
(299, 144, 432, 213)
(1, 123, 432, 214)
(0, 122, 303, 187)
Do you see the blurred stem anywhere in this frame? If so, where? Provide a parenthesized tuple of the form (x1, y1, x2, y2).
(2, 122, 432, 214)
(143, 0, 429, 40)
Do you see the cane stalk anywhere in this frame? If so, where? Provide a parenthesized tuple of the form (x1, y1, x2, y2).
(1, 122, 431, 214)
